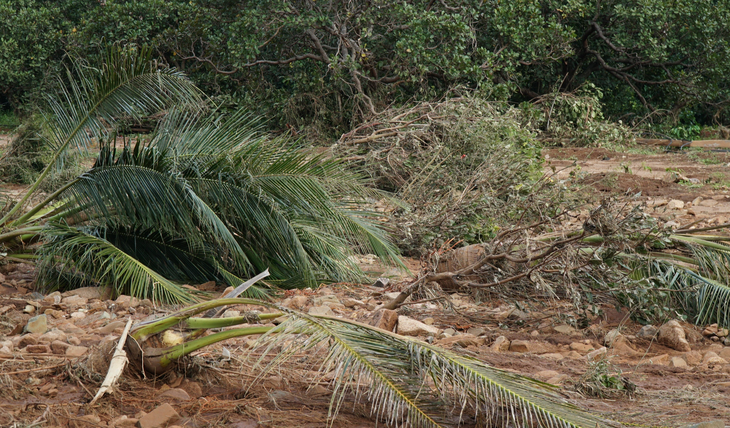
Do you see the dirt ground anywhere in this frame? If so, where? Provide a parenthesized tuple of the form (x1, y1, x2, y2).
(1, 142, 729, 428)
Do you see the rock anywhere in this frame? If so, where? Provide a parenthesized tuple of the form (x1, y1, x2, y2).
(546, 374, 569, 385)
(110, 415, 139, 427)
(610, 336, 638, 356)
(16, 334, 39, 348)
(308, 306, 335, 316)
(702, 324, 719, 337)
(65, 345, 89, 357)
(372, 277, 389, 288)
(717, 328, 729, 338)
(604, 329, 623, 347)
(647, 354, 670, 365)
(670, 357, 688, 368)
(79, 415, 101, 425)
(342, 298, 365, 308)
(39, 329, 67, 343)
(43, 292, 62, 305)
(61, 295, 88, 307)
(586, 347, 608, 362)
(658, 320, 691, 352)
(489, 336, 510, 352)
(26, 344, 51, 353)
(437, 334, 482, 348)
(718, 347, 730, 361)
(287, 295, 308, 309)
(396, 316, 440, 337)
(370, 309, 398, 332)
(63, 286, 110, 300)
(540, 353, 564, 361)
(534, 370, 560, 382)
(180, 380, 203, 398)
(51, 340, 71, 354)
(137, 403, 180, 428)
(509, 340, 531, 353)
(116, 295, 142, 309)
(24, 304, 35, 314)
(667, 199, 685, 210)
(0, 345, 12, 356)
(552, 324, 576, 335)
(467, 327, 486, 336)
(158, 388, 191, 401)
(569, 342, 595, 354)
(684, 350, 703, 365)
(70, 311, 86, 319)
(23, 315, 48, 334)
(313, 295, 341, 306)
(637, 325, 658, 339)
(442, 328, 456, 337)
(702, 351, 728, 365)
(98, 320, 127, 335)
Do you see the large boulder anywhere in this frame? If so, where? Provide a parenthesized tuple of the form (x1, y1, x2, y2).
(658, 320, 691, 352)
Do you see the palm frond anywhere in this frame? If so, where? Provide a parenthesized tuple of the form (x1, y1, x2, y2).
(3, 46, 203, 224)
(250, 310, 608, 428)
(37, 222, 194, 303)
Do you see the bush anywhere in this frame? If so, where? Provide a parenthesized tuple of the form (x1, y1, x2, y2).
(336, 95, 553, 255)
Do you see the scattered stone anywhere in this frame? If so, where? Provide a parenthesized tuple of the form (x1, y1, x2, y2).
(370, 309, 398, 332)
(98, 320, 127, 335)
(61, 295, 88, 307)
(604, 329, 623, 347)
(342, 298, 365, 308)
(308, 306, 335, 317)
(670, 357, 688, 368)
(43, 292, 62, 305)
(586, 347, 608, 362)
(569, 342, 595, 354)
(158, 388, 191, 401)
(701, 351, 728, 366)
(137, 403, 180, 428)
(397, 316, 440, 337)
(372, 278, 389, 288)
(26, 344, 51, 353)
(467, 327, 486, 336)
(552, 324, 576, 335)
(546, 374, 569, 385)
(51, 340, 71, 354)
(109, 415, 138, 427)
(23, 314, 48, 334)
(540, 353, 564, 361)
(684, 350, 703, 366)
(287, 295, 308, 309)
(667, 199, 685, 210)
(70, 311, 86, 320)
(78, 415, 102, 425)
(0, 345, 12, 356)
(23, 304, 35, 314)
(63, 286, 110, 300)
(39, 329, 67, 343)
(534, 370, 560, 382)
(437, 334, 482, 348)
(658, 320, 691, 352)
(16, 334, 39, 348)
(65, 345, 89, 357)
(313, 295, 341, 306)
(490, 336, 510, 352)
(636, 325, 658, 339)
(647, 354, 670, 365)
(180, 380, 203, 398)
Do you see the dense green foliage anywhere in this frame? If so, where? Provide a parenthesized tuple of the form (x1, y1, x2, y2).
(2, 0, 729, 135)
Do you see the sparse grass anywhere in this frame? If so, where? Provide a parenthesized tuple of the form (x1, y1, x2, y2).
(685, 148, 724, 165)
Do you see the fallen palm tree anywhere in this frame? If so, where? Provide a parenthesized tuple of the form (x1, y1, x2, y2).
(107, 285, 611, 428)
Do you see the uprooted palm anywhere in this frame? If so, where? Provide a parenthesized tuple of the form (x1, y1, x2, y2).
(0, 47, 399, 302)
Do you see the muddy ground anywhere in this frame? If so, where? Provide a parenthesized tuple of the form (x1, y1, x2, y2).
(0, 142, 729, 428)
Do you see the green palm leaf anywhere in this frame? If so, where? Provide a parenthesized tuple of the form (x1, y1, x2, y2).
(38, 222, 194, 303)
(249, 310, 608, 428)
(3, 46, 203, 225)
